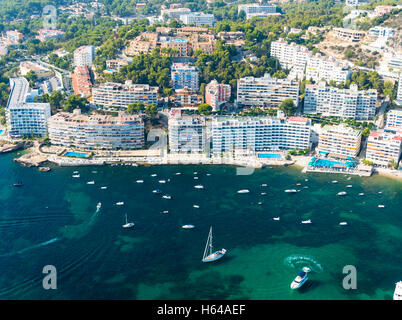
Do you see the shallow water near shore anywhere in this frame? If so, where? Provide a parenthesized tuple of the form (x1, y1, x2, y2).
(0, 151, 401, 300)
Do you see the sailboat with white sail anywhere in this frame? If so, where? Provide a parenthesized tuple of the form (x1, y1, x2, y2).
(202, 227, 226, 263)
(122, 214, 135, 228)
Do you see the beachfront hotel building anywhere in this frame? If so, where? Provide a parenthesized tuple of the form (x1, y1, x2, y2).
(237, 3, 277, 19)
(397, 73, 402, 105)
(237, 73, 299, 108)
(91, 81, 158, 109)
(6, 77, 51, 138)
(168, 112, 206, 153)
(316, 125, 362, 158)
(270, 39, 311, 80)
(48, 109, 144, 150)
(304, 82, 378, 120)
(179, 13, 215, 27)
(305, 54, 352, 84)
(74, 45, 95, 67)
(366, 131, 402, 166)
(385, 109, 402, 132)
(205, 80, 231, 111)
(171, 63, 199, 90)
(211, 116, 311, 155)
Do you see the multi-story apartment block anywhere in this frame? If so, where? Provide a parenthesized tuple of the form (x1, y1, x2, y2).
(173, 87, 203, 109)
(305, 53, 352, 83)
(179, 13, 215, 27)
(304, 82, 378, 120)
(48, 109, 144, 150)
(168, 113, 206, 153)
(316, 124, 362, 158)
(366, 131, 402, 166)
(36, 29, 64, 42)
(160, 37, 190, 56)
(333, 28, 366, 42)
(237, 3, 277, 19)
(5, 30, 23, 44)
(237, 73, 299, 108)
(397, 73, 402, 105)
(374, 5, 394, 16)
(106, 59, 129, 71)
(72, 66, 92, 98)
(369, 26, 395, 38)
(270, 39, 311, 80)
(125, 32, 158, 56)
(211, 116, 311, 155)
(385, 109, 402, 132)
(205, 80, 231, 111)
(92, 81, 158, 109)
(160, 7, 192, 20)
(6, 77, 51, 138)
(74, 45, 95, 67)
(171, 63, 199, 90)
(190, 33, 216, 54)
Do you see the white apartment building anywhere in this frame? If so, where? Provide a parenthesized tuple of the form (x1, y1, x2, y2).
(168, 113, 206, 153)
(385, 109, 402, 132)
(368, 26, 395, 38)
(237, 73, 299, 108)
(211, 116, 311, 155)
(270, 39, 311, 80)
(92, 81, 158, 109)
(74, 45, 95, 67)
(397, 73, 402, 105)
(304, 82, 378, 120)
(6, 77, 51, 138)
(171, 63, 199, 90)
(160, 7, 192, 20)
(366, 131, 402, 166)
(305, 53, 352, 84)
(205, 80, 231, 111)
(48, 109, 144, 150)
(316, 124, 362, 158)
(179, 12, 215, 27)
(237, 3, 277, 19)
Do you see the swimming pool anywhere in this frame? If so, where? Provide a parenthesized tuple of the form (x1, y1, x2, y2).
(64, 152, 89, 158)
(258, 153, 282, 159)
(0, 130, 3, 135)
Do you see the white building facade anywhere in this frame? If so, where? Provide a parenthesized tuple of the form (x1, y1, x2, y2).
(171, 63, 199, 90)
(366, 131, 402, 166)
(74, 45, 95, 67)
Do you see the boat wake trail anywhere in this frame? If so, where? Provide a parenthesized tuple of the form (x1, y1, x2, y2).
(0, 215, 72, 229)
(0, 237, 60, 258)
(283, 254, 323, 273)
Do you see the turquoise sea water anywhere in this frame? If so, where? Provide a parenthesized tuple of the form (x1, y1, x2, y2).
(0, 151, 401, 300)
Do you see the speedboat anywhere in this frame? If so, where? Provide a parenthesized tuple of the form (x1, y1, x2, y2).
(237, 189, 249, 193)
(96, 202, 101, 210)
(159, 180, 166, 184)
(122, 214, 134, 229)
(162, 194, 171, 199)
(301, 219, 312, 224)
(193, 205, 200, 208)
(206, 173, 211, 176)
(346, 185, 352, 188)
(73, 171, 79, 174)
(261, 184, 267, 187)
(152, 189, 162, 194)
(92, 171, 97, 174)
(285, 189, 297, 193)
(116, 202, 124, 206)
(378, 204, 385, 208)
(193, 172, 198, 175)
(358, 193, 364, 196)
(261, 192, 266, 195)
(290, 270, 308, 289)
(273, 217, 280, 221)
(393, 281, 402, 300)
(100, 186, 107, 190)
(296, 183, 301, 186)
(136, 180, 144, 183)
(194, 185, 204, 189)
(13, 181, 23, 187)
(151, 174, 157, 177)
(182, 225, 195, 229)
(87, 181, 95, 185)
(175, 172, 181, 175)
(305, 179, 309, 182)
(339, 222, 348, 226)
(337, 191, 347, 196)
(162, 210, 169, 214)
(72, 174, 80, 178)
(332, 180, 338, 183)
(194, 177, 199, 180)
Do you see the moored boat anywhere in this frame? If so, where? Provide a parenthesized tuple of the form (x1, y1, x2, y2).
(393, 281, 402, 300)
(290, 270, 308, 289)
(337, 191, 347, 196)
(202, 227, 226, 263)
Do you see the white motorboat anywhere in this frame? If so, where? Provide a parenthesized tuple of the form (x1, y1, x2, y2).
(393, 281, 402, 300)
(162, 210, 169, 214)
(159, 180, 166, 184)
(92, 171, 97, 174)
(358, 193, 364, 196)
(346, 185, 352, 188)
(100, 186, 107, 190)
(116, 202, 124, 206)
(305, 179, 309, 182)
(202, 227, 226, 263)
(337, 191, 347, 196)
(87, 181, 95, 185)
(193, 172, 198, 175)
(152, 189, 162, 194)
(122, 214, 134, 229)
(290, 270, 308, 289)
(194, 177, 199, 180)
(261, 192, 267, 195)
(162, 194, 171, 199)
(193, 205, 200, 208)
(237, 189, 249, 194)
(136, 180, 144, 183)
(273, 217, 280, 221)
(261, 184, 268, 187)
(301, 219, 312, 224)
(332, 180, 338, 183)
(285, 189, 297, 193)
(96, 202, 101, 210)
(182, 225, 195, 229)
(175, 172, 181, 175)
(378, 204, 385, 208)
(72, 174, 80, 178)
(206, 173, 211, 176)
(194, 185, 204, 189)
(151, 174, 157, 177)
(73, 171, 79, 174)
(339, 222, 348, 226)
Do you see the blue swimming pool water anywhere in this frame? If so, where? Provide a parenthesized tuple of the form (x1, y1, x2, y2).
(258, 153, 281, 159)
(0, 130, 3, 135)
(64, 152, 89, 158)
